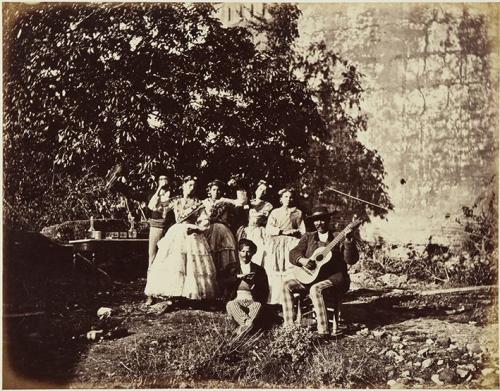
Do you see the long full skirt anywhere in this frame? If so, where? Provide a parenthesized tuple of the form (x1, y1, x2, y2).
(205, 223, 238, 299)
(205, 223, 238, 272)
(144, 223, 218, 300)
(263, 235, 299, 305)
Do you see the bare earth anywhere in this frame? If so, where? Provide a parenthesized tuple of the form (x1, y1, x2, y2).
(3, 276, 498, 389)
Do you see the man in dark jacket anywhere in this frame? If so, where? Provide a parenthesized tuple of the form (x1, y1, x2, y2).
(226, 238, 269, 336)
(281, 206, 359, 337)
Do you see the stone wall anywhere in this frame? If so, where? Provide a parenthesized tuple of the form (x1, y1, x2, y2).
(298, 4, 499, 244)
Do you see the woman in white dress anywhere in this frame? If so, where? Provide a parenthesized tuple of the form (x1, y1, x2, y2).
(236, 180, 273, 266)
(264, 189, 305, 304)
(144, 176, 218, 307)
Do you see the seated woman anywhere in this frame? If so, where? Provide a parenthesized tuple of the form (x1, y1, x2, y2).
(144, 176, 218, 308)
(264, 188, 305, 305)
(202, 179, 244, 300)
(236, 180, 273, 266)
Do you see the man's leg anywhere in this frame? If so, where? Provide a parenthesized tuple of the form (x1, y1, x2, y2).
(282, 279, 307, 326)
(309, 280, 335, 335)
(226, 300, 249, 326)
(247, 301, 262, 324)
(148, 227, 164, 267)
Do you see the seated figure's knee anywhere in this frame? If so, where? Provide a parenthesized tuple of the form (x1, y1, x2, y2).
(309, 283, 321, 296)
(283, 279, 296, 292)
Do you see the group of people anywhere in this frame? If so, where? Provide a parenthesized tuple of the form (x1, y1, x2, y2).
(143, 174, 359, 337)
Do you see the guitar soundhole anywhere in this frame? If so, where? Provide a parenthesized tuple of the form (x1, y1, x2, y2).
(316, 254, 323, 262)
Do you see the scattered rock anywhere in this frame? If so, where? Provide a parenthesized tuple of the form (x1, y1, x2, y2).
(373, 330, 386, 338)
(97, 307, 112, 319)
(413, 361, 421, 367)
(359, 327, 370, 336)
(414, 377, 425, 384)
(422, 358, 434, 369)
(464, 363, 476, 372)
(418, 347, 429, 356)
(468, 321, 477, 326)
(387, 379, 405, 389)
(448, 343, 458, 350)
(467, 342, 482, 354)
(456, 368, 469, 378)
(385, 350, 398, 358)
(449, 350, 462, 360)
(437, 359, 444, 365)
(391, 335, 401, 342)
(439, 368, 456, 384)
(380, 347, 388, 355)
(436, 336, 451, 348)
(426, 338, 434, 345)
(431, 374, 444, 385)
(388, 370, 395, 378)
(401, 370, 410, 377)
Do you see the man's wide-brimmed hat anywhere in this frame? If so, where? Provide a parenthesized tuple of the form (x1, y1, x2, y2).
(306, 206, 335, 220)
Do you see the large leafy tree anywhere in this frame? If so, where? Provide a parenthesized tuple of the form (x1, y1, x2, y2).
(4, 3, 391, 230)
(249, 4, 393, 219)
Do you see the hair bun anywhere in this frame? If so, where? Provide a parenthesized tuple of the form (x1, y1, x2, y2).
(278, 188, 292, 196)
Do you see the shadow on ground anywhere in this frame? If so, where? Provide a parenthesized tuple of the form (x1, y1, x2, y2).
(3, 230, 146, 388)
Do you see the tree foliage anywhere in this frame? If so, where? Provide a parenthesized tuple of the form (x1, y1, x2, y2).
(4, 3, 391, 230)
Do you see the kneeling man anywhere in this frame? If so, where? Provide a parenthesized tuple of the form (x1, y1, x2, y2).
(226, 239, 269, 336)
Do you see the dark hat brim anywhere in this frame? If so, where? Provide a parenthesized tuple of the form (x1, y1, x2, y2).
(305, 211, 336, 220)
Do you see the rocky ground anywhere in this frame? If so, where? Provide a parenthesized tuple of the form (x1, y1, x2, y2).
(3, 276, 498, 388)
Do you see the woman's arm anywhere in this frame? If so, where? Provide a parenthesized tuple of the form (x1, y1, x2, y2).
(265, 210, 282, 236)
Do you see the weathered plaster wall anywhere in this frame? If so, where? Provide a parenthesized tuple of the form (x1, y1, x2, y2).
(298, 4, 499, 244)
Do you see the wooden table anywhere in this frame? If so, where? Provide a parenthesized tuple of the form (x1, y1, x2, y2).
(68, 238, 148, 283)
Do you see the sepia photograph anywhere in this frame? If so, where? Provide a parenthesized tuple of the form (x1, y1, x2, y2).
(2, 1, 499, 388)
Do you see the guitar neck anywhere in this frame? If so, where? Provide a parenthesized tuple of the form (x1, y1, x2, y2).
(322, 225, 352, 254)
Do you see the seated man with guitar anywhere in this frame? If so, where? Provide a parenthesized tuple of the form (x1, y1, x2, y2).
(281, 206, 361, 337)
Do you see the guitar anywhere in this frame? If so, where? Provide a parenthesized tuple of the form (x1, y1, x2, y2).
(293, 219, 363, 285)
